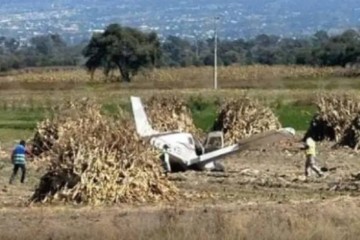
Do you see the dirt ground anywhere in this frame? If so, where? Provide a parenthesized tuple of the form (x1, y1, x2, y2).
(1, 139, 360, 239)
(172, 141, 360, 204)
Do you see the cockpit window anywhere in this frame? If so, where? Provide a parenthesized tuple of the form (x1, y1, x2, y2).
(188, 137, 194, 145)
(208, 137, 222, 147)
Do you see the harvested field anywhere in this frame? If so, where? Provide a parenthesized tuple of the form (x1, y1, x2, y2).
(1, 138, 360, 239)
(2, 66, 360, 239)
(2, 197, 360, 240)
(1, 65, 360, 90)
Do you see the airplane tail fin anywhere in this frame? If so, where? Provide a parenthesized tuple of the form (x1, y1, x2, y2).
(130, 96, 158, 138)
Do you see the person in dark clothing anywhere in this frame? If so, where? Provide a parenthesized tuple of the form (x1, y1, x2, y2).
(9, 140, 30, 184)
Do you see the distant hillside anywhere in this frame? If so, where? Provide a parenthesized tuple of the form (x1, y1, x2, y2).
(0, 0, 359, 42)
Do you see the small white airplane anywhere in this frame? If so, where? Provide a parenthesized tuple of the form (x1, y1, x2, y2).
(131, 96, 296, 172)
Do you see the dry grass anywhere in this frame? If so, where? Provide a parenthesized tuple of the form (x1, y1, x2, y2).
(1, 65, 360, 239)
(0, 88, 357, 109)
(1, 198, 360, 240)
(1, 120, 360, 239)
(0, 66, 360, 240)
(0, 65, 352, 89)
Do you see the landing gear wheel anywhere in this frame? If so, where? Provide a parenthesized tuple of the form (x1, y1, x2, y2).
(212, 162, 225, 172)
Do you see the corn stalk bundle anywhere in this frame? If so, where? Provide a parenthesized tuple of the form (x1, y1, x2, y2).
(145, 96, 202, 137)
(31, 119, 58, 156)
(31, 100, 97, 156)
(30, 100, 178, 205)
(340, 114, 360, 150)
(212, 98, 281, 145)
(305, 94, 360, 143)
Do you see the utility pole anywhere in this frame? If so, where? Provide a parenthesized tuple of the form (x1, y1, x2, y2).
(213, 16, 220, 90)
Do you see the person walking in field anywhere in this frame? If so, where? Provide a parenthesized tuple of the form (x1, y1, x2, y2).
(9, 140, 31, 184)
(302, 137, 323, 178)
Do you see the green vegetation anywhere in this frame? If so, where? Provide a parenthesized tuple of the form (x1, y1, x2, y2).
(0, 34, 83, 72)
(0, 109, 45, 143)
(188, 96, 219, 131)
(188, 96, 315, 132)
(0, 109, 45, 129)
(83, 24, 161, 82)
(272, 104, 316, 131)
(101, 103, 122, 116)
(280, 77, 360, 90)
(2, 25, 360, 76)
(0, 128, 33, 144)
(0, 97, 315, 142)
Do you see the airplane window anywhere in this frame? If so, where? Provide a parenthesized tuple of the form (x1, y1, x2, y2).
(188, 137, 194, 145)
(209, 138, 221, 147)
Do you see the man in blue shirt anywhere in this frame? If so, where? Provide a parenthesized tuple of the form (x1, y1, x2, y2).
(9, 140, 30, 184)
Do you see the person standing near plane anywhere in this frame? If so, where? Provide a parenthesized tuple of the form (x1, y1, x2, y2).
(303, 137, 323, 178)
(9, 140, 31, 184)
(162, 145, 171, 173)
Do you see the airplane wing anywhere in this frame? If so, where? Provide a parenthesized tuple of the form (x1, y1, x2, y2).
(187, 127, 295, 166)
(235, 127, 295, 151)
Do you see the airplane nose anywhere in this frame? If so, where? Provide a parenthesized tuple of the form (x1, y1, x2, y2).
(282, 127, 296, 136)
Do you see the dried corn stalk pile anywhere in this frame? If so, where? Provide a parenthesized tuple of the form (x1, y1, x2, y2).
(30, 100, 178, 205)
(212, 98, 281, 145)
(31, 102, 91, 156)
(32, 119, 59, 156)
(145, 96, 202, 137)
(305, 94, 360, 143)
(341, 114, 360, 150)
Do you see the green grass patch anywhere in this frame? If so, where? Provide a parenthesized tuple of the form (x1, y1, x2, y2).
(0, 128, 33, 145)
(188, 96, 316, 132)
(101, 102, 132, 120)
(0, 97, 316, 144)
(101, 103, 120, 116)
(0, 121, 37, 130)
(272, 103, 316, 131)
(280, 77, 360, 90)
(188, 96, 218, 131)
(0, 109, 45, 131)
(0, 109, 45, 121)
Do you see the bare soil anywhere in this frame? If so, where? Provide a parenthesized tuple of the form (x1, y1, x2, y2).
(172, 141, 360, 204)
(1, 139, 360, 239)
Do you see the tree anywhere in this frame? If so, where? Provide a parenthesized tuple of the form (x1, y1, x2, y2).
(30, 34, 66, 56)
(162, 36, 195, 67)
(222, 50, 241, 66)
(313, 30, 329, 45)
(83, 24, 161, 82)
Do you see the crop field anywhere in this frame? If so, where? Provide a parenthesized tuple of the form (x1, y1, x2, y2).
(1, 65, 360, 239)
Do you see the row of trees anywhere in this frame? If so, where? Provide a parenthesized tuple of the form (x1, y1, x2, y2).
(161, 29, 360, 67)
(84, 24, 360, 81)
(1, 24, 360, 81)
(0, 34, 84, 72)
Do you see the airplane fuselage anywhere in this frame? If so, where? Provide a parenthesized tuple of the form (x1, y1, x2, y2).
(149, 132, 213, 170)
(130, 95, 296, 172)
